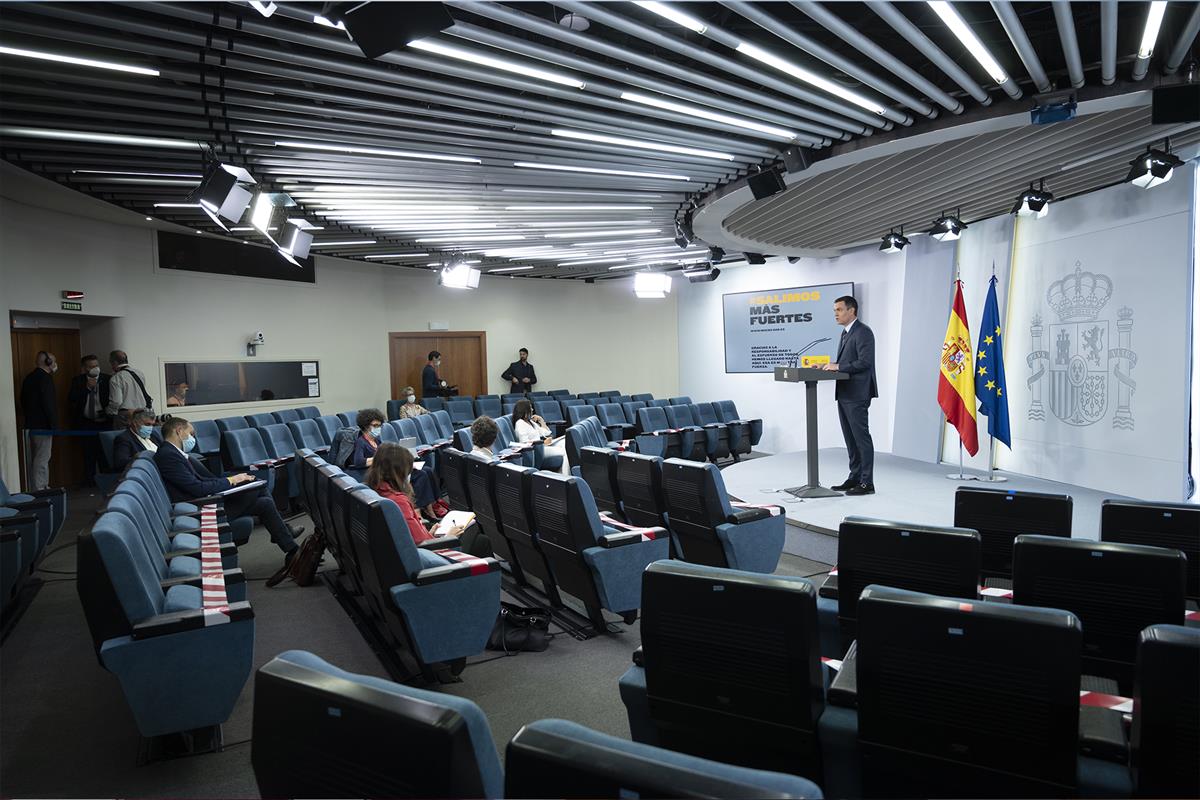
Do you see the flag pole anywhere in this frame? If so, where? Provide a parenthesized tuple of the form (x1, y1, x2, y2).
(947, 438, 980, 480)
(984, 432, 1008, 482)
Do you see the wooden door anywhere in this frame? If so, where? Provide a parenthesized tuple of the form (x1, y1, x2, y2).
(10, 328, 84, 490)
(388, 332, 488, 400)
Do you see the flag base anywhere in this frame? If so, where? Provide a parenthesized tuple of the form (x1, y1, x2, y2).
(945, 472, 982, 481)
(785, 483, 842, 499)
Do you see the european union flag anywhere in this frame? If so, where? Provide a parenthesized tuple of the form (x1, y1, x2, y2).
(975, 275, 1011, 448)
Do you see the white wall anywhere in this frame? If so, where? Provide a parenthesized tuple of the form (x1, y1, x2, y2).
(677, 246, 905, 457)
(0, 180, 679, 486)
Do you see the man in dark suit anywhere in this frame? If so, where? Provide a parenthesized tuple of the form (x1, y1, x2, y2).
(111, 409, 162, 472)
(20, 351, 58, 490)
(822, 295, 878, 495)
(501, 348, 537, 394)
(68, 354, 111, 485)
(155, 416, 304, 586)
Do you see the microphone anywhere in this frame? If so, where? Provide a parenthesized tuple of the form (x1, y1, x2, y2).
(791, 337, 831, 367)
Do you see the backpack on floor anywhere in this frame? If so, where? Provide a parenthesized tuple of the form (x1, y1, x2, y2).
(327, 427, 359, 469)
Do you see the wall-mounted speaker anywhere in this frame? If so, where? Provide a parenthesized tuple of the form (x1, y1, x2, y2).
(1152, 83, 1200, 124)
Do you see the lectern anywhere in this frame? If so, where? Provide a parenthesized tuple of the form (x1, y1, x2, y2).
(774, 366, 848, 498)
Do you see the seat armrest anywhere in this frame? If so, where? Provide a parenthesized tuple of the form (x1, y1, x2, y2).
(131, 600, 254, 639)
(726, 507, 771, 524)
(1079, 705, 1129, 763)
(599, 526, 665, 548)
(0, 512, 37, 529)
(164, 541, 238, 560)
(632, 645, 644, 667)
(417, 534, 461, 550)
(22, 487, 66, 501)
(160, 568, 246, 590)
(413, 557, 500, 585)
(828, 640, 858, 708)
(251, 455, 293, 467)
(819, 572, 839, 600)
(5, 497, 50, 512)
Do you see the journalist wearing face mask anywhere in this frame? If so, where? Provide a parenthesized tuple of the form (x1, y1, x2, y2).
(19, 350, 59, 490)
(68, 354, 112, 485)
(351, 407, 446, 520)
(111, 408, 162, 472)
(397, 386, 428, 420)
(154, 417, 305, 587)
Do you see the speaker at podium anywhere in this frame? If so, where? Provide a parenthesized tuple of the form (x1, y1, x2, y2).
(774, 366, 848, 498)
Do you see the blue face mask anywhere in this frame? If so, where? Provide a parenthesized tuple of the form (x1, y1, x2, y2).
(369, 426, 382, 439)
(137, 425, 154, 438)
(182, 435, 197, 453)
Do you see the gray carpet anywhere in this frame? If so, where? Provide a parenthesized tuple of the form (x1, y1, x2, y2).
(0, 488, 829, 798)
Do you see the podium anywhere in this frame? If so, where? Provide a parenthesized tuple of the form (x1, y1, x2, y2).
(774, 366, 848, 499)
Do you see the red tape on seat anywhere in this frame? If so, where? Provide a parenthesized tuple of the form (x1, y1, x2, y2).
(598, 513, 658, 541)
(1079, 691, 1133, 713)
(198, 505, 230, 625)
(434, 548, 492, 576)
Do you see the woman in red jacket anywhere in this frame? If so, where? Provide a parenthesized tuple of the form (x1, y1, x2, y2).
(366, 443, 463, 546)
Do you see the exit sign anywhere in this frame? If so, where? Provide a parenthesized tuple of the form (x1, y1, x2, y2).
(61, 301, 82, 311)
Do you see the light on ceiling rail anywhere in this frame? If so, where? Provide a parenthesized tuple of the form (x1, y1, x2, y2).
(488, 266, 535, 273)
(276, 140, 481, 164)
(1137, 1, 1168, 59)
(0, 44, 160, 76)
(634, 1, 708, 33)
(930, 209, 967, 242)
(545, 228, 661, 239)
(620, 92, 797, 141)
(0, 127, 199, 149)
(74, 169, 202, 178)
(513, 161, 691, 181)
(926, 1, 1011, 86)
(734, 42, 886, 115)
(634, 271, 673, 298)
(248, 1, 276, 18)
(408, 38, 586, 89)
(309, 240, 377, 247)
(1126, 139, 1183, 189)
(439, 258, 482, 289)
(1012, 179, 1054, 218)
(192, 160, 256, 231)
(503, 205, 654, 212)
(879, 227, 910, 254)
(683, 266, 721, 283)
(549, 128, 734, 161)
(363, 253, 429, 259)
(417, 234, 527, 243)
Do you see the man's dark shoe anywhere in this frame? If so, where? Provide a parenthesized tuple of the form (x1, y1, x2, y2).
(832, 478, 858, 491)
(287, 525, 306, 539)
(845, 483, 875, 496)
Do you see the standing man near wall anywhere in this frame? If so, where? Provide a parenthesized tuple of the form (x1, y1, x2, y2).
(106, 350, 153, 426)
(822, 296, 878, 495)
(502, 348, 537, 394)
(68, 354, 110, 485)
(20, 351, 58, 491)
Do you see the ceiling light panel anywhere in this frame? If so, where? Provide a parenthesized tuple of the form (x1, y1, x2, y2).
(0, 45, 160, 75)
(513, 162, 691, 181)
(408, 38, 586, 88)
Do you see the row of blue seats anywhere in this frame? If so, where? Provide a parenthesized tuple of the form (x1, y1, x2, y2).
(1, 479, 67, 617)
(417, 388, 635, 411)
(564, 400, 763, 465)
(619, 560, 1198, 799)
(251, 649, 824, 799)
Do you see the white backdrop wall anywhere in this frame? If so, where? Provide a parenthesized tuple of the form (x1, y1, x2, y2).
(677, 247, 905, 460)
(0, 184, 679, 486)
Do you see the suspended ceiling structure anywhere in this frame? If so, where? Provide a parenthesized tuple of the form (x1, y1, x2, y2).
(0, 1, 1197, 280)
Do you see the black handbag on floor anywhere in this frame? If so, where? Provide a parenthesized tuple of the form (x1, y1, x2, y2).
(487, 602, 551, 653)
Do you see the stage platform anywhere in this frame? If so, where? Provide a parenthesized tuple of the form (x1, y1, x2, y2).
(722, 449, 1129, 565)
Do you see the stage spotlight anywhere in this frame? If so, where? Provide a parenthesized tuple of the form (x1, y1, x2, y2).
(439, 256, 481, 289)
(683, 266, 720, 283)
(787, 256, 801, 264)
(323, 1, 454, 59)
(634, 271, 672, 298)
(1127, 140, 1183, 189)
(674, 225, 692, 249)
(929, 210, 967, 242)
(191, 161, 256, 231)
(709, 246, 726, 261)
(1012, 179, 1054, 218)
(276, 221, 314, 267)
(879, 227, 910, 254)
(745, 252, 767, 265)
(747, 169, 787, 200)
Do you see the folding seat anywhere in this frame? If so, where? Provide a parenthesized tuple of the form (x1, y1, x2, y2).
(533, 399, 568, 436)
(272, 408, 301, 425)
(668, 395, 693, 406)
(491, 461, 563, 606)
(660, 459, 785, 574)
(337, 411, 358, 427)
(191, 419, 222, 458)
(121, 466, 252, 545)
(529, 472, 667, 631)
(1013, 534, 1186, 692)
(689, 401, 733, 460)
(311, 463, 347, 561)
(584, 397, 609, 410)
(508, 718, 823, 799)
(636, 406, 684, 459)
(578, 445, 623, 519)
(574, 391, 598, 401)
(465, 452, 520, 574)
(649, 398, 671, 408)
(420, 396, 444, 412)
(1130, 625, 1200, 798)
(714, 400, 764, 451)
(314, 414, 343, 445)
(258, 423, 302, 500)
(564, 420, 608, 470)
(0, 478, 64, 559)
(222, 428, 284, 503)
(664, 405, 715, 461)
(0, 508, 36, 605)
(630, 393, 654, 402)
(818, 585, 1095, 799)
(1101, 499, 1199, 602)
(446, 399, 476, 428)
(547, 388, 571, 398)
(820, 516, 980, 658)
(599, 389, 621, 397)
(440, 448, 472, 511)
(287, 418, 330, 455)
(616, 452, 669, 533)
(295, 405, 320, 419)
(215, 415, 249, 436)
(502, 401, 518, 416)
(346, 488, 500, 676)
(98, 428, 123, 474)
(325, 474, 370, 595)
(528, 390, 549, 398)
(252, 650, 504, 799)
(78, 512, 254, 738)
(619, 560, 826, 781)
(378, 421, 400, 444)
(621, 400, 648, 433)
(596, 403, 636, 441)
(953, 486, 1072, 587)
(493, 416, 537, 466)
(385, 399, 404, 421)
(501, 392, 525, 405)
(471, 396, 498, 419)
(245, 412, 276, 429)
(567, 404, 598, 426)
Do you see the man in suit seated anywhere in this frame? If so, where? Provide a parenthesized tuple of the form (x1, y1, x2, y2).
(112, 408, 162, 472)
(155, 416, 305, 586)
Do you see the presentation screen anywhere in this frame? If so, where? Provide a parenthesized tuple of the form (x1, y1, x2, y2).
(722, 282, 853, 373)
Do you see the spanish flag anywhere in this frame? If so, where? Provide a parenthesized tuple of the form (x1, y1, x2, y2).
(938, 280, 979, 456)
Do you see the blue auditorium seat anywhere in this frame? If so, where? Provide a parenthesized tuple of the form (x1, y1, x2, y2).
(347, 487, 500, 669)
(0, 508, 36, 606)
(630, 393, 654, 402)
(621, 400, 648, 432)
(191, 419, 222, 458)
(687, 402, 733, 460)
(252, 650, 504, 799)
(420, 396, 445, 412)
(714, 400, 763, 450)
(578, 445, 622, 519)
(596, 403, 636, 441)
(663, 405, 708, 461)
(475, 396, 502, 418)
(502, 401, 518, 416)
(567, 404, 598, 425)
(533, 399, 567, 435)
(446, 399, 476, 428)
(635, 406, 683, 459)
(215, 415, 249, 436)
(464, 452, 520, 573)
(0, 478, 62, 559)
(616, 452, 670, 533)
(529, 472, 667, 631)
(337, 411, 357, 428)
(295, 405, 320, 419)
(619, 561, 826, 780)
(378, 421, 400, 444)
(501, 393, 524, 405)
(1132, 625, 1200, 798)
(598, 390, 621, 397)
(82, 512, 254, 738)
(122, 461, 252, 544)
(649, 398, 671, 408)
(547, 388, 571, 398)
(490, 461, 564, 607)
(431, 409, 455, 440)
(564, 417, 625, 470)
(221, 429, 281, 497)
(314, 414, 343, 444)
(439, 447, 472, 512)
(287, 419, 330, 454)
(414, 414, 452, 451)
(577, 392, 601, 401)
(668, 395, 693, 406)
(385, 399, 404, 421)
(528, 390, 548, 398)
(660, 459, 785, 573)
(325, 474, 371, 595)
(98, 428, 123, 472)
(258, 424, 302, 498)
(272, 408, 301, 425)
(245, 412, 276, 429)
(476, 393, 500, 403)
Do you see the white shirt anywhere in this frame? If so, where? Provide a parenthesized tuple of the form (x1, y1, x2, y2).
(843, 318, 857, 334)
(514, 417, 550, 443)
(135, 433, 158, 454)
(471, 445, 495, 460)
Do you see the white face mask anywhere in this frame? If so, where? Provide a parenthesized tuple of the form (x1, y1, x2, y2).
(407, 395, 416, 403)
(87, 367, 100, 377)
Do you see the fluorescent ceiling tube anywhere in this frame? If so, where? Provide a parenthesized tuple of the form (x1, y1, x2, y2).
(74, 169, 202, 178)
(309, 240, 376, 247)
(363, 253, 429, 259)
(735, 42, 886, 114)
(408, 38, 585, 89)
(545, 228, 661, 238)
(635, 1, 708, 33)
(417, 234, 527, 242)
(313, 14, 346, 30)
(0, 127, 198, 149)
(502, 188, 667, 199)
(276, 140, 481, 164)
(550, 129, 733, 161)
(0, 45, 160, 76)
(504, 205, 653, 212)
(153, 202, 201, 208)
(488, 266, 535, 273)
(568, 237, 674, 247)
(621, 92, 796, 141)
(248, 1, 277, 18)
(557, 256, 628, 266)
(1138, 1, 1167, 58)
(927, 1, 1011, 84)
(513, 162, 691, 181)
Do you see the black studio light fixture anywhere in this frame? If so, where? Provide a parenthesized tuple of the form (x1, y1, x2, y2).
(929, 209, 967, 242)
(879, 226, 910, 254)
(1012, 179, 1054, 218)
(190, 156, 256, 231)
(321, 1, 454, 59)
(1127, 139, 1184, 189)
(682, 265, 720, 283)
(708, 245, 726, 262)
(745, 252, 767, 265)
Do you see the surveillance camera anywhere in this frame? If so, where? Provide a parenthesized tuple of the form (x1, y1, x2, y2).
(253, 331, 265, 344)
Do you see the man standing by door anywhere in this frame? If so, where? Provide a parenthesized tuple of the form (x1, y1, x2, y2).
(68, 353, 110, 485)
(20, 351, 58, 491)
(106, 349, 153, 425)
(501, 348, 537, 394)
(822, 296, 878, 495)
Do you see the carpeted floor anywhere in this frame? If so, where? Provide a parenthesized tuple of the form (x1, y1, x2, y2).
(0, 488, 830, 798)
